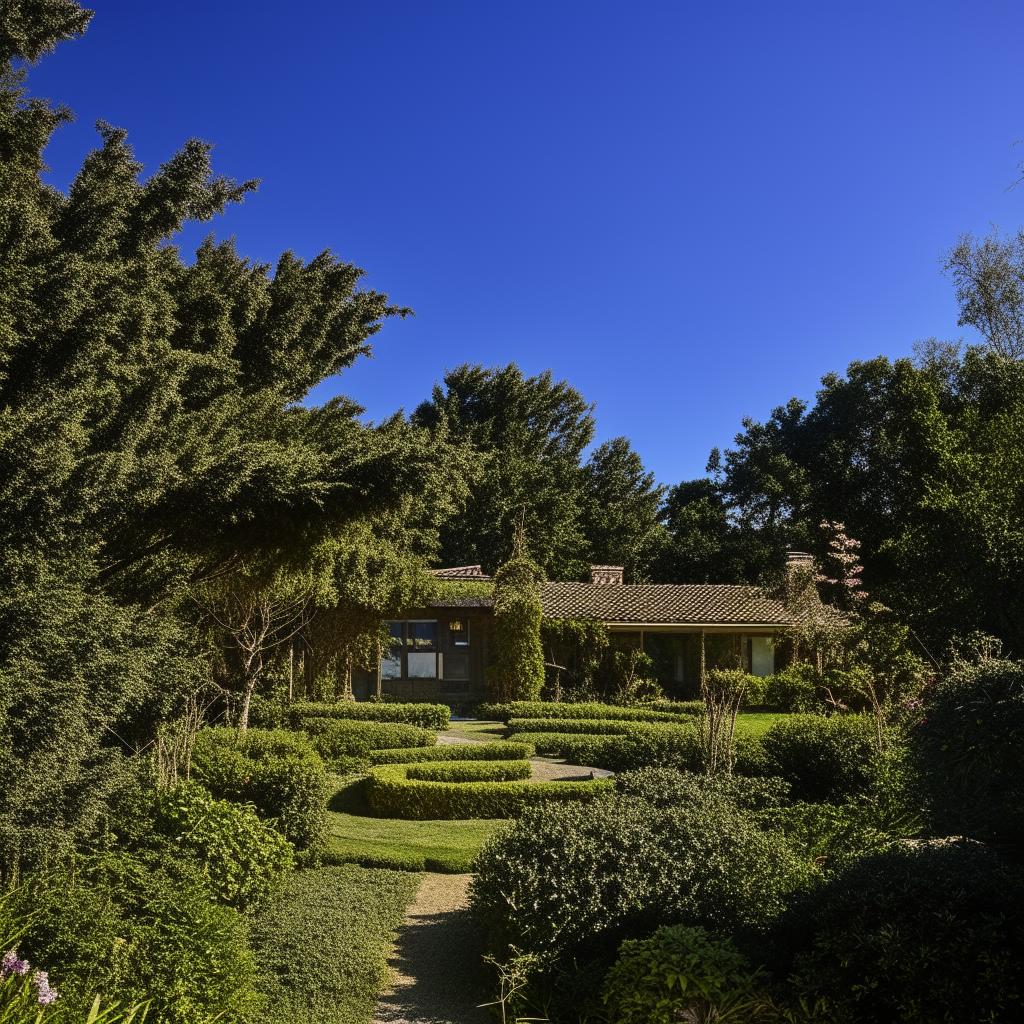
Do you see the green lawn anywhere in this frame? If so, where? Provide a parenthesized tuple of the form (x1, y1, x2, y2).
(735, 711, 789, 737)
(443, 719, 507, 740)
(251, 864, 419, 1024)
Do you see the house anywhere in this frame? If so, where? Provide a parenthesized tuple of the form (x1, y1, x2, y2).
(352, 553, 812, 704)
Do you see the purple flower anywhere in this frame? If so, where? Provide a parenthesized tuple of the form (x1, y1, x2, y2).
(33, 969, 59, 1006)
(1, 949, 29, 977)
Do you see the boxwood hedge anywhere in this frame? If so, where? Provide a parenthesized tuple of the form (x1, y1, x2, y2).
(506, 717, 689, 736)
(368, 741, 535, 764)
(300, 717, 435, 760)
(405, 760, 532, 783)
(365, 762, 613, 819)
(289, 700, 450, 730)
(477, 701, 692, 724)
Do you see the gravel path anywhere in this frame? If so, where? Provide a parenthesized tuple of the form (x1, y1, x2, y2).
(373, 873, 491, 1024)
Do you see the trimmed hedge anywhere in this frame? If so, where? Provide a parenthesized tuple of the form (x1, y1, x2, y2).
(478, 700, 693, 724)
(192, 728, 330, 851)
(365, 763, 613, 819)
(300, 717, 435, 760)
(289, 700, 450, 730)
(507, 717, 690, 736)
(369, 741, 535, 764)
(406, 760, 532, 783)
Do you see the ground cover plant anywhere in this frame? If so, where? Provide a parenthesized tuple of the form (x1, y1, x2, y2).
(250, 864, 419, 1024)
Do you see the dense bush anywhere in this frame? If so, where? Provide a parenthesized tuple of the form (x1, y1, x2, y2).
(289, 700, 450, 730)
(909, 657, 1024, 845)
(477, 701, 692, 723)
(761, 663, 820, 712)
(405, 760, 532, 783)
(300, 716, 434, 765)
(366, 763, 613, 819)
(192, 727, 330, 850)
(615, 767, 791, 812)
(772, 840, 1024, 1023)
(11, 852, 260, 1024)
(507, 716, 689, 736)
(154, 782, 293, 909)
(602, 925, 769, 1024)
(368, 740, 535, 764)
(760, 714, 877, 802)
(472, 795, 811, 964)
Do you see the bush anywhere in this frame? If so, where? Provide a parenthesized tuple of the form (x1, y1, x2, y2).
(762, 663, 820, 712)
(405, 760, 532, 783)
(506, 716, 692, 736)
(11, 851, 260, 1024)
(365, 763, 613, 819)
(478, 700, 691, 723)
(368, 741, 535, 764)
(615, 767, 791, 812)
(472, 795, 812, 963)
(760, 714, 877, 802)
(300, 716, 434, 764)
(602, 925, 770, 1024)
(289, 700, 450, 730)
(909, 657, 1024, 845)
(154, 781, 293, 908)
(192, 727, 330, 850)
(772, 840, 1024, 1023)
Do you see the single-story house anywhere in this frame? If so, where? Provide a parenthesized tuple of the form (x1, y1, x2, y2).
(351, 554, 812, 704)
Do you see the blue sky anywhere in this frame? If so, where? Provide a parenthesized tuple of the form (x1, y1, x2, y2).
(27, 0, 1024, 483)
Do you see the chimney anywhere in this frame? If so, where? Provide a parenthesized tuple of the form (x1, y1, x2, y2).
(591, 565, 624, 586)
(785, 551, 814, 573)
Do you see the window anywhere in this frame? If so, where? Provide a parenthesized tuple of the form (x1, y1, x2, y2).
(381, 621, 403, 679)
(444, 651, 470, 681)
(379, 620, 439, 679)
(448, 618, 470, 647)
(407, 620, 438, 651)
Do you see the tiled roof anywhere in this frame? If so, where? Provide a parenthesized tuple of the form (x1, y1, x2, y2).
(540, 582, 795, 626)
(429, 565, 492, 580)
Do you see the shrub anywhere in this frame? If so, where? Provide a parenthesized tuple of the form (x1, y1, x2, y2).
(368, 741, 535, 764)
(289, 700, 450, 730)
(300, 717, 434, 764)
(154, 781, 293, 908)
(365, 763, 613, 819)
(602, 925, 770, 1024)
(192, 727, 330, 850)
(11, 851, 260, 1024)
(472, 795, 812, 962)
(405, 760, 532, 783)
(478, 700, 691, 724)
(909, 657, 1024, 845)
(759, 714, 877, 802)
(615, 767, 791, 812)
(772, 840, 1024, 1023)
(762, 663, 820, 712)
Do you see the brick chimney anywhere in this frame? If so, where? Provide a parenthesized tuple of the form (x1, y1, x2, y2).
(786, 551, 814, 573)
(590, 565, 624, 586)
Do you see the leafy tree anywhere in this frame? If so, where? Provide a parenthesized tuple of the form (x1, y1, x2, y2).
(412, 363, 594, 577)
(490, 530, 546, 702)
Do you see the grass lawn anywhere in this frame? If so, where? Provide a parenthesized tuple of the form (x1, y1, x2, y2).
(735, 711, 789, 737)
(325, 809, 506, 872)
(444, 719, 507, 740)
(251, 864, 419, 1024)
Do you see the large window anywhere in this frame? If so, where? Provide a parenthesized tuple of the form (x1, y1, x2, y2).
(381, 620, 439, 679)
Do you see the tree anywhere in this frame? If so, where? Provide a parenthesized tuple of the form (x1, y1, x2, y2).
(412, 363, 594, 577)
(579, 437, 663, 580)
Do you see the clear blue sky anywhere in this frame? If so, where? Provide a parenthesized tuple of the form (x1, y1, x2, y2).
(27, 0, 1024, 483)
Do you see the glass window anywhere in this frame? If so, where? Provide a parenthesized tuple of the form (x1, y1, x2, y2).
(444, 651, 470, 681)
(448, 618, 470, 647)
(407, 620, 437, 651)
(407, 652, 437, 678)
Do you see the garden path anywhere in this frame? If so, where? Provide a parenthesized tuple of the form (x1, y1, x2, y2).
(372, 872, 491, 1024)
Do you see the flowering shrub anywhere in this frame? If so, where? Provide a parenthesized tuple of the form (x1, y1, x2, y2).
(1, 948, 59, 1015)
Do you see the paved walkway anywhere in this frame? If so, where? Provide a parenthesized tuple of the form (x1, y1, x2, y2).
(372, 873, 491, 1024)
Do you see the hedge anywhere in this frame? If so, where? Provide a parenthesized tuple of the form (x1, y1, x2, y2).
(506, 717, 691, 737)
(406, 760, 532, 783)
(365, 763, 613, 819)
(289, 700, 450, 730)
(478, 701, 692, 724)
(300, 716, 435, 757)
(368, 741, 535, 764)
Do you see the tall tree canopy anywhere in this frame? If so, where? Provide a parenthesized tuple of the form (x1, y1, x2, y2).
(0, 0, 455, 870)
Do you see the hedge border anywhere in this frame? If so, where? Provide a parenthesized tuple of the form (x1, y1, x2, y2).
(289, 701, 450, 730)
(477, 701, 693, 724)
(406, 760, 532, 783)
(368, 741, 535, 765)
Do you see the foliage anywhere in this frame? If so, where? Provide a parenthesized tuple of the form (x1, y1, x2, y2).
(367, 740, 534, 764)
(602, 925, 770, 1024)
(299, 717, 434, 767)
(477, 700, 693, 723)
(909, 655, 1024, 845)
(762, 663, 820, 712)
(10, 852, 259, 1024)
(289, 700, 450, 730)
(699, 669, 757, 775)
(365, 763, 612, 819)
(760, 714, 877, 802)
(614, 767, 791, 813)
(490, 540, 546, 703)
(404, 760, 531, 783)
(250, 865, 418, 1024)
(540, 618, 610, 701)
(191, 728, 329, 851)
(153, 782, 293, 909)
(505, 716, 693, 735)
(772, 840, 1024, 1024)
